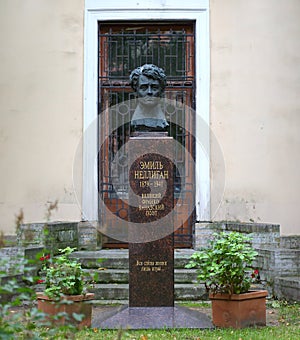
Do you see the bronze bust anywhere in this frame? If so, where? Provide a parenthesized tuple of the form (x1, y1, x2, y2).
(130, 64, 169, 131)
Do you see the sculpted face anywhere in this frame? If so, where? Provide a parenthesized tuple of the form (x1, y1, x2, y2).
(130, 65, 168, 129)
(137, 75, 161, 108)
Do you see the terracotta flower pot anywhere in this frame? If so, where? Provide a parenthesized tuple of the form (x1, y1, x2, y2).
(37, 292, 94, 329)
(209, 290, 268, 328)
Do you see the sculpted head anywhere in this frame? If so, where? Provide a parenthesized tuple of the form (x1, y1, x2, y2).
(129, 64, 168, 130)
(130, 64, 166, 96)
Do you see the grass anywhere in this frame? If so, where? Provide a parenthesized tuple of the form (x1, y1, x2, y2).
(42, 301, 299, 340)
(76, 326, 300, 340)
(179, 301, 211, 308)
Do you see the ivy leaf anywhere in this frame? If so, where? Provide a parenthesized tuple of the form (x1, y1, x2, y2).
(72, 312, 84, 322)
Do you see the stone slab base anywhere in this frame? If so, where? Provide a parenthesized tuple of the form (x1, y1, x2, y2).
(93, 305, 213, 329)
(274, 276, 300, 301)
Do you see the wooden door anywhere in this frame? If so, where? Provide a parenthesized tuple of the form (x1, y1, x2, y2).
(98, 22, 195, 248)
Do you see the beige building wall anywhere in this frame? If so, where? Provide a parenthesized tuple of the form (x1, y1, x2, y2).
(210, 0, 300, 235)
(0, 0, 299, 236)
(0, 0, 84, 233)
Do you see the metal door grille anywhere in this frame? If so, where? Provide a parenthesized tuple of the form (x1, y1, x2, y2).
(98, 22, 195, 247)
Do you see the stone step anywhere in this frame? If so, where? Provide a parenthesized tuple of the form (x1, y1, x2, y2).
(175, 269, 198, 283)
(71, 249, 204, 301)
(254, 248, 300, 277)
(174, 283, 208, 301)
(89, 283, 207, 301)
(72, 249, 194, 269)
(83, 268, 198, 284)
(84, 269, 128, 283)
(90, 284, 128, 300)
(274, 276, 300, 302)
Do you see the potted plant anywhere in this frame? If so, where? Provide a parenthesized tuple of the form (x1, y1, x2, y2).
(186, 231, 268, 328)
(36, 247, 94, 329)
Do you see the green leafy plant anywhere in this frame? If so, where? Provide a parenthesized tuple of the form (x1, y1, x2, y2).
(0, 204, 88, 338)
(186, 231, 258, 295)
(40, 247, 85, 300)
(0, 250, 49, 338)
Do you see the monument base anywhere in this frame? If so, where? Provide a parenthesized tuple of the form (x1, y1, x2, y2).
(93, 305, 213, 329)
(128, 135, 175, 307)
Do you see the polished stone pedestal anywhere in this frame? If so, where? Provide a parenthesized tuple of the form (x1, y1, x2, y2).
(94, 133, 213, 329)
(93, 305, 213, 329)
(128, 133, 174, 307)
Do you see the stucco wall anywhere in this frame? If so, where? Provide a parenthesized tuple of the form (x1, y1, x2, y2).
(0, 0, 299, 236)
(0, 0, 84, 233)
(210, 0, 300, 235)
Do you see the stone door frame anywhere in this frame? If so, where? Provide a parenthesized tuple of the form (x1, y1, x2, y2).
(82, 0, 210, 224)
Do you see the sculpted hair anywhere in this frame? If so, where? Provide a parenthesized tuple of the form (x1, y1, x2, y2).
(130, 64, 166, 92)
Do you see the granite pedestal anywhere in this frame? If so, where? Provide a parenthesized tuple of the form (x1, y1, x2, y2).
(93, 305, 213, 329)
(96, 133, 213, 329)
(128, 134, 174, 307)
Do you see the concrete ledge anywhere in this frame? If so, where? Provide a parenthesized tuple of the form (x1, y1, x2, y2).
(280, 236, 300, 249)
(274, 276, 300, 302)
(194, 222, 280, 250)
(17, 222, 78, 254)
(255, 248, 300, 277)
